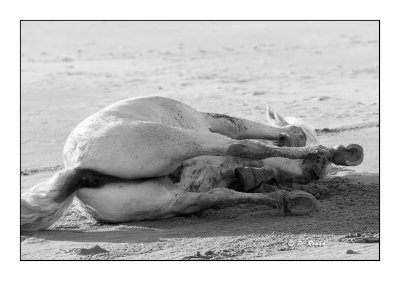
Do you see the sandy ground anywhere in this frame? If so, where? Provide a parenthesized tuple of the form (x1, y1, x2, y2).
(21, 21, 379, 260)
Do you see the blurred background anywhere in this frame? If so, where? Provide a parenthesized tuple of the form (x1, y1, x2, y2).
(21, 21, 379, 173)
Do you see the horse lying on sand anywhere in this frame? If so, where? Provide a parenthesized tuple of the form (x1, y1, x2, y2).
(21, 96, 363, 231)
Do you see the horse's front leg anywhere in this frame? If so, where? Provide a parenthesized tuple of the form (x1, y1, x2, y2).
(234, 166, 281, 192)
(171, 188, 317, 217)
(202, 112, 306, 146)
(202, 106, 307, 147)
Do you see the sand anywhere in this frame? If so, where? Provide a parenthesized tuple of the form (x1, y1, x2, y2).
(21, 21, 379, 260)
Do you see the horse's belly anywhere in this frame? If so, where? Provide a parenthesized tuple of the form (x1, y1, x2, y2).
(176, 155, 306, 192)
(261, 158, 304, 178)
(76, 178, 179, 222)
(176, 156, 261, 192)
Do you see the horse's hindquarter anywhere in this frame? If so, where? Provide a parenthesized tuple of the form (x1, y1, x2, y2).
(64, 95, 326, 201)
(100, 96, 211, 131)
(63, 96, 212, 178)
(77, 177, 180, 222)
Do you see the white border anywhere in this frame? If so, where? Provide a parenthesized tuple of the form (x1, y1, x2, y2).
(2, 0, 398, 280)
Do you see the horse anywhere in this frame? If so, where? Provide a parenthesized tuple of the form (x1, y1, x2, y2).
(21, 96, 363, 231)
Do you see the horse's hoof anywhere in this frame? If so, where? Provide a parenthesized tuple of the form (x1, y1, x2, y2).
(235, 167, 279, 192)
(330, 144, 364, 166)
(286, 190, 317, 215)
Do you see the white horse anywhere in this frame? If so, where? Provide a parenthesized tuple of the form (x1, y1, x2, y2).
(21, 96, 363, 231)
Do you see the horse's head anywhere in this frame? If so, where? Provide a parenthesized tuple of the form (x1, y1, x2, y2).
(266, 105, 319, 147)
(264, 105, 363, 182)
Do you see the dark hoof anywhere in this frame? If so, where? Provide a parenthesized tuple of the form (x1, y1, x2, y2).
(235, 167, 279, 192)
(286, 190, 317, 215)
(330, 144, 364, 166)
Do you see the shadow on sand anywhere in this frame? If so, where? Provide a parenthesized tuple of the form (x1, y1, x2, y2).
(21, 173, 379, 245)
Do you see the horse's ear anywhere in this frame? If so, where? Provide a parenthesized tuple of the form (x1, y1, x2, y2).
(266, 105, 289, 127)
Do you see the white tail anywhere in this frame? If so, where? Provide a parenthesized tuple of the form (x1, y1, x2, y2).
(21, 190, 75, 232)
(21, 168, 81, 231)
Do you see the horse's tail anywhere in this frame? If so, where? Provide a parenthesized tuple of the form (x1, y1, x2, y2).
(21, 167, 115, 232)
(21, 168, 83, 231)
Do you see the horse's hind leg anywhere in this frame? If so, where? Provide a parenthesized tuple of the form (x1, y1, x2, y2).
(75, 122, 361, 180)
(71, 122, 234, 179)
(171, 188, 316, 216)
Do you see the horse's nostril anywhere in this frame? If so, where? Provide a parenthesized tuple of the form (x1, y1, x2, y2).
(278, 134, 291, 147)
(270, 177, 279, 185)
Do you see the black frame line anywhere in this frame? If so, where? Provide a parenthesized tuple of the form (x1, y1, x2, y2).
(19, 19, 380, 261)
